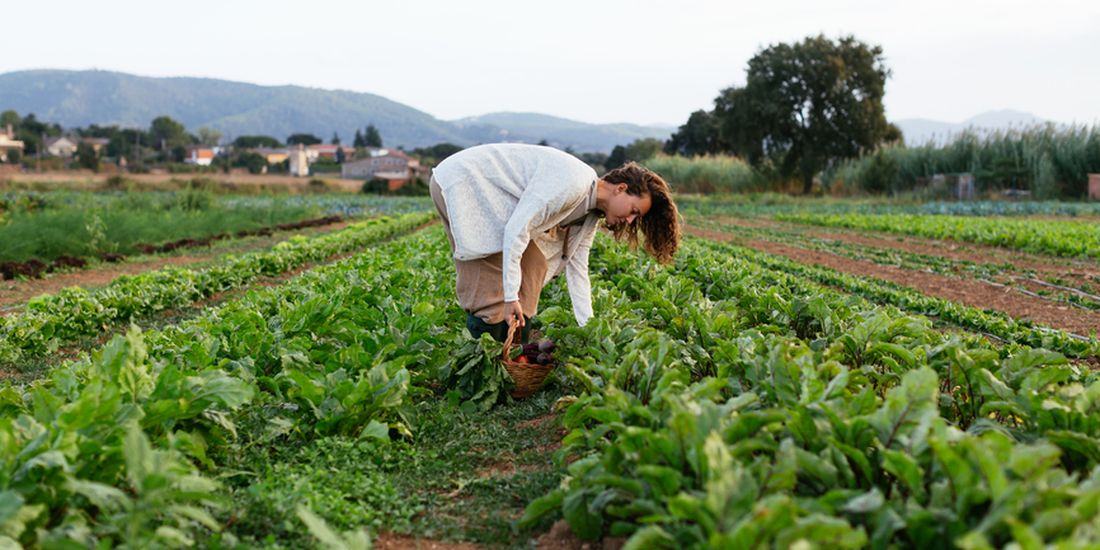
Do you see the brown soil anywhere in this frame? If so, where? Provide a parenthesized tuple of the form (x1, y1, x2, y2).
(2, 170, 367, 193)
(535, 521, 626, 550)
(517, 413, 557, 430)
(712, 216, 1100, 288)
(0, 220, 353, 312)
(373, 534, 482, 550)
(0, 254, 217, 313)
(687, 225, 1100, 338)
(474, 460, 543, 480)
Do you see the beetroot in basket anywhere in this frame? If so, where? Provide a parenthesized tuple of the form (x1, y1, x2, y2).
(520, 338, 556, 366)
(502, 326, 554, 398)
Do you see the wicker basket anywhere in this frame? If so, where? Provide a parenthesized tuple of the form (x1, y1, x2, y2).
(501, 322, 554, 399)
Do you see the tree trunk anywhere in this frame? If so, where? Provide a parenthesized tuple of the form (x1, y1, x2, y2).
(801, 170, 814, 195)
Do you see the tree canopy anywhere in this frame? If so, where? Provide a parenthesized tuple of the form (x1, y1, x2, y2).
(287, 133, 322, 146)
(233, 135, 283, 149)
(606, 138, 664, 170)
(664, 110, 722, 157)
(148, 116, 192, 151)
(715, 35, 894, 193)
(364, 124, 383, 148)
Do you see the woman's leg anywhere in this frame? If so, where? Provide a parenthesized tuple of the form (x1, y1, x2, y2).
(431, 176, 547, 343)
(455, 241, 547, 342)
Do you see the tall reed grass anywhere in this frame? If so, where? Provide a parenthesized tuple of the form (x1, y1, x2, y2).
(642, 154, 767, 194)
(823, 124, 1100, 198)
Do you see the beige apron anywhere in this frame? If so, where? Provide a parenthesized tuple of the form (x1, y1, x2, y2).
(430, 176, 549, 324)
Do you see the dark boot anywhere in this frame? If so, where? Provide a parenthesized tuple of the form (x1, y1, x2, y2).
(466, 313, 531, 344)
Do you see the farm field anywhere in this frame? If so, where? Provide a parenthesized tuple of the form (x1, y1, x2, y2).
(0, 190, 431, 267)
(1, 193, 1099, 548)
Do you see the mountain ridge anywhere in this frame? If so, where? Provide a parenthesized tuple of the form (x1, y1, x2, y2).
(0, 69, 672, 153)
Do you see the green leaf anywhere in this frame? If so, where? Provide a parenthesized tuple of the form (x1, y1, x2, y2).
(869, 367, 938, 450)
(0, 491, 43, 541)
(881, 449, 926, 501)
(843, 488, 884, 514)
(1005, 517, 1043, 550)
(123, 422, 152, 487)
(66, 479, 128, 512)
(518, 489, 564, 529)
(563, 489, 603, 541)
(358, 420, 390, 441)
(622, 525, 676, 550)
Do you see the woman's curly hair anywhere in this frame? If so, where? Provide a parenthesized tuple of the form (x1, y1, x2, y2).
(602, 162, 681, 264)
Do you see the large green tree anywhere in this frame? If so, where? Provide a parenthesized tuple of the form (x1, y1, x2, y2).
(364, 124, 383, 148)
(287, 133, 322, 146)
(715, 35, 893, 193)
(606, 138, 664, 170)
(76, 142, 100, 171)
(664, 110, 721, 157)
(196, 127, 222, 147)
(410, 142, 462, 166)
(234, 135, 282, 149)
(0, 110, 20, 129)
(149, 116, 192, 152)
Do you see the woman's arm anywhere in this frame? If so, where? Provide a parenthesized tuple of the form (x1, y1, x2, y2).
(501, 190, 560, 304)
(563, 230, 595, 326)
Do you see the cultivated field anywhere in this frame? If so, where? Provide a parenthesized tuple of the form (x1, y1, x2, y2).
(1, 190, 1099, 548)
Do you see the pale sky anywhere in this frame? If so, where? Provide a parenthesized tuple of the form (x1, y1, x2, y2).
(2, 0, 1097, 127)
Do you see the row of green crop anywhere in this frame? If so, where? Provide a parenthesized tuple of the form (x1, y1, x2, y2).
(693, 218, 1100, 311)
(694, 236, 1098, 357)
(696, 217, 1023, 279)
(677, 194, 1100, 222)
(0, 211, 434, 366)
(0, 190, 430, 215)
(0, 226, 475, 548)
(522, 235, 1100, 547)
(0, 192, 326, 263)
(4, 219, 1096, 547)
(778, 212, 1100, 260)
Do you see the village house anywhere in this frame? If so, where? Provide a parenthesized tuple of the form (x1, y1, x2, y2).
(252, 147, 289, 165)
(45, 136, 80, 157)
(340, 147, 424, 189)
(0, 125, 24, 163)
(289, 144, 309, 177)
(184, 146, 221, 166)
(305, 144, 356, 162)
(82, 137, 111, 156)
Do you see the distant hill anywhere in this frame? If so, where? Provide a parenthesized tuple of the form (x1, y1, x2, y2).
(0, 69, 673, 153)
(450, 112, 675, 153)
(895, 110, 1047, 145)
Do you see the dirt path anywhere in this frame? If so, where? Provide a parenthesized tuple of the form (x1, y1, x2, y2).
(373, 534, 482, 550)
(688, 225, 1100, 337)
(0, 220, 352, 312)
(535, 521, 626, 550)
(711, 216, 1100, 286)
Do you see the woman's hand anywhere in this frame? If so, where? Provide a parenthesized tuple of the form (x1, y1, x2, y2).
(504, 300, 525, 328)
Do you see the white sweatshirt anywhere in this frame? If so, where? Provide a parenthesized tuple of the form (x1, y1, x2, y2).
(431, 143, 599, 326)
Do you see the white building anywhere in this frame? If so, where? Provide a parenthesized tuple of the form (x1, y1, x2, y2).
(341, 147, 414, 180)
(45, 136, 80, 157)
(0, 125, 24, 163)
(289, 144, 309, 177)
(184, 147, 220, 166)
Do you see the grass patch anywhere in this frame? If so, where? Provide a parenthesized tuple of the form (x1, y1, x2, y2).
(210, 387, 565, 548)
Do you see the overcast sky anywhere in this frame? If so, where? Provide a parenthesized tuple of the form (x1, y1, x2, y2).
(2, 0, 1097, 127)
